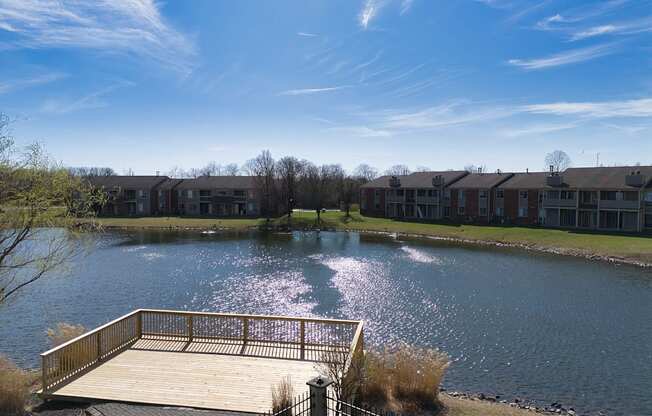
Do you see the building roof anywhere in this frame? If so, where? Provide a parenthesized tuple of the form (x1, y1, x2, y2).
(157, 178, 185, 190)
(361, 171, 468, 188)
(544, 166, 652, 190)
(448, 172, 513, 189)
(176, 175, 257, 190)
(498, 172, 549, 189)
(88, 175, 169, 189)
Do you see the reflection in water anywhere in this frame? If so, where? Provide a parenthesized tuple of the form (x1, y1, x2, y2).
(0, 231, 651, 416)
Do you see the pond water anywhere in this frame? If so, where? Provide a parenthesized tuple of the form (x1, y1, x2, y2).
(0, 231, 651, 416)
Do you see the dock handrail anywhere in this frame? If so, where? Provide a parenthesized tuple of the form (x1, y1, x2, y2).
(40, 309, 363, 393)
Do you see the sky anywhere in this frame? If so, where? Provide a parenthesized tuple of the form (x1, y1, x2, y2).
(0, 0, 651, 175)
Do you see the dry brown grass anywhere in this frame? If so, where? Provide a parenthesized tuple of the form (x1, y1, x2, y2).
(0, 355, 32, 415)
(46, 322, 86, 347)
(271, 376, 294, 416)
(361, 345, 450, 414)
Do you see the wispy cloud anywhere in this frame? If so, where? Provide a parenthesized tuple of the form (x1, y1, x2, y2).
(0, 72, 67, 94)
(508, 43, 618, 70)
(297, 32, 318, 37)
(278, 86, 350, 96)
(569, 17, 652, 41)
(521, 98, 652, 118)
(359, 0, 384, 30)
(400, 0, 414, 15)
(380, 101, 514, 130)
(501, 123, 577, 137)
(40, 80, 134, 114)
(536, 0, 629, 31)
(0, 0, 196, 74)
(327, 126, 391, 138)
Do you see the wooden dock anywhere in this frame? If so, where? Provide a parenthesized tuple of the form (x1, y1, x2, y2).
(40, 309, 364, 414)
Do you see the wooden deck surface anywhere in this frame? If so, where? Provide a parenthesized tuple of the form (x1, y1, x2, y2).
(47, 338, 329, 413)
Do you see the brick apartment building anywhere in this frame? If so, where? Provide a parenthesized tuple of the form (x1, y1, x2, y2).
(448, 172, 514, 223)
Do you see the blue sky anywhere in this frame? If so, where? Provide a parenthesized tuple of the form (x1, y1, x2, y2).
(0, 0, 651, 175)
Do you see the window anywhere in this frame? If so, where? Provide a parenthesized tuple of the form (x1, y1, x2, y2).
(519, 190, 528, 199)
(458, 190, 465, 202)
(234, 190, 245, 197)
(444, 190, 451, 200)
(479, 190, 488, 199)
(518, 207, 528, 217)
(443, 207, 451, 217)
(560, 191, 575, 200)
(396, 189, 404, 197)
(187, 190, 194, 199)
(623, 191, 638, 201)
(137, 202, 144, 213)
(646, 192, 652, 202)
(158, 190, 163, 197)
(496, 189, 504, 198)
(496, 207, 504, 216)
(417, 189, 426, 197)
(458, 206, 465, 215)
(479, 207, 487, 216)
(200, 190, 211, 197)
(601, 191, 617, 201)
(546, 190, 560, 200)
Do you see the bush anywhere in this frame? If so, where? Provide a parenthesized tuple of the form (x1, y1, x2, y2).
(46, 322, 86, 347)
(361, 344, 449, 413)
(0, 355, 31, 415)
(271, 376, 294, 416)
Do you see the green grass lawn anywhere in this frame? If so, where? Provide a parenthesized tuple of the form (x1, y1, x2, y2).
(91, 211, 652, 264)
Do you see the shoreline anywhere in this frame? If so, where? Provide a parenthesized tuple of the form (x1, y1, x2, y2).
(91, 221, 652, 268)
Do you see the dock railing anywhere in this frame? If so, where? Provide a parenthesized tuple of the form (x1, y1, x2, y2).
(41, 309, 364, 394)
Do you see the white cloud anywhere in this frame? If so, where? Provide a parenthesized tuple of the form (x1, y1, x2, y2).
(508, 43, 618, 70)
(380, 102, 514, 130)
(278, 86, 350, 96)
(0, 0, 196, 74)
(501, 123, 577, 137)
(570, 25, 618, 40)
(0, 72, 66, 94)
(521, 98, 652, 118)
(327, 126, 391, 138)
(569, 17, 652, 41)
(359, 0, 382, 30)
(297, 32, 318, 37)
(40, 80, 134, 114)
(400, 0, 414, 15)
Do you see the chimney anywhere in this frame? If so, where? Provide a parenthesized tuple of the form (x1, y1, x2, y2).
(526, 168, 529, 174)
(549, 165, 555, 174)
(478, 167, 482, 174)
(156, 170, 160, 176)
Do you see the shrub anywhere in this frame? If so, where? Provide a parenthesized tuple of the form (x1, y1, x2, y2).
(361, 344, 449, 413)
(271, 377, 294, 416)
(0, 355, 31, 415)
(391, 345, 449, 411)
(46, 322, 86, 347)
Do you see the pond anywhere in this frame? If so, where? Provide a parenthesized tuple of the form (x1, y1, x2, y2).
(0, 231, 650, 416)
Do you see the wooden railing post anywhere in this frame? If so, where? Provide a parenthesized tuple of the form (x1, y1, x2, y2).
(187, 315, 194, 341)
(41, 356, 48, 393)
(242, 317, 249, 343)
(136, 311, 143, 338)
(97, 331, 102, 362)
(300, 320, 306, 360)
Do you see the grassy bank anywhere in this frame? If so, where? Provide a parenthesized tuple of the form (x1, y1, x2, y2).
(90, 211, 652, 265)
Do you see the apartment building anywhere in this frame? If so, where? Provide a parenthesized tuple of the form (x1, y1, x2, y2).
(88, 175, 168, 216)
(360, 171, 468, 219)
(449, 172, 514, 223)
(153, 178, 184, 215)
(175, 176, 260, 217)
(494, 172, 548, 225)
(539, 166, 652, 232)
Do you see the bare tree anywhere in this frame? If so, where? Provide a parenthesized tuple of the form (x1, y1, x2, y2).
(224, 163, 240, 176)
(301, 163, 332, 225)
(245, 150, 277, 220)
(384, 164, 410, 176)
(352, 164, 378, 184)
(464, 164, 487, 174)
(414, 166, 431, 172)
(276, 156, 304, 222)
(545, 150, 572, 173)
(166, 166, 188, 178)
(0, 115, 101, 303)
(316, 347, 365, 405)
(68, 167, 115, 177)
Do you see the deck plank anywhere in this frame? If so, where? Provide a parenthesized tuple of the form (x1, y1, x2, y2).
(51, 348, 322, 413)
